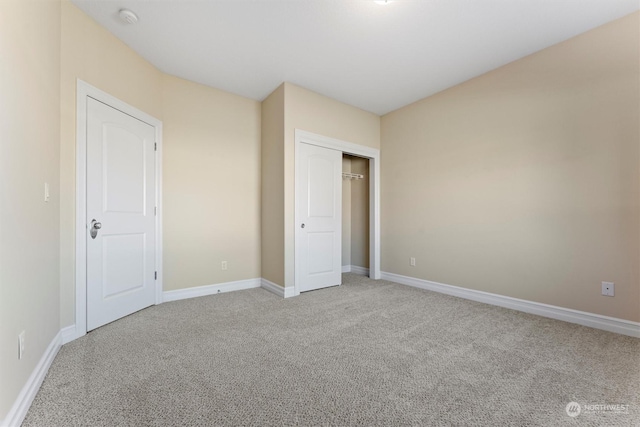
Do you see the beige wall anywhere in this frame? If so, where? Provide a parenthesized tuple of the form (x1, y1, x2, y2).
(261, 84, 286, 286)
(283, 83, 380, 287)
(342, 156, 352, 267)
(381, 12, 640, 321)
(350, 157, 370, 268)
(163, 75, 261, 290)
(59, 0, 163, 326)
(0, 0, 61, 419)
(60, 0, 262, 318)
(4, 2, 636, 420)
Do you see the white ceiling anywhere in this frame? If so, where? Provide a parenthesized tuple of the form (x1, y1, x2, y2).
(71, 0, 639, 115)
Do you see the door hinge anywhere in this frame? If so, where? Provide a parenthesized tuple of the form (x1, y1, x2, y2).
(154, 271, 157, 280)
(154, 206, 157, 216)
(154, 142, 157, 151)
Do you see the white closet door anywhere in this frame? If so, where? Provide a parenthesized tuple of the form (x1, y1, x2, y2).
(296, 142, 342, 292)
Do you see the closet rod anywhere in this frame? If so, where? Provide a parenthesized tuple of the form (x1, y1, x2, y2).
(342, 172, 364, 180)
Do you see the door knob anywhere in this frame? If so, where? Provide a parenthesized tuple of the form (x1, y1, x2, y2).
(301, 223, 305, 228)
(90, 219, 102, 239)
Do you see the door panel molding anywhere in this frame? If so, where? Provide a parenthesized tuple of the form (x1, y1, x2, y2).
(75, 79, 163, 339)
(294, 130, 381, 297)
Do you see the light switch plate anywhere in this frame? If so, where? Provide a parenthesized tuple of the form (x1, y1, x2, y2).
(18, 331, 25, 359)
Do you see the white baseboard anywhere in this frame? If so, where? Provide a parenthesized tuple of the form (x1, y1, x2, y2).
(350, 265, 370, 276)
(261, 278, 284, 297)
(162, 278, 261, 303)
(261, 279, 296, 299)
(60, 325, 76, 345)
(342, 265, 369, 275)
(1, 330, 62, 427)
(381, 271, 640, 338)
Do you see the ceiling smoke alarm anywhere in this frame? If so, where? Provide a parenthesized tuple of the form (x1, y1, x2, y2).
(118, 9, 139, 25)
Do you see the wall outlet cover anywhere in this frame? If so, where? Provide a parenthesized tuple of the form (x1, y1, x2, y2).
(601, 282, 614, 297)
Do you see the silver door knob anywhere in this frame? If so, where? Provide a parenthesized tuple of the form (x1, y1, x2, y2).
(301, 223, 305, 228)
(90, 219, 102, 239)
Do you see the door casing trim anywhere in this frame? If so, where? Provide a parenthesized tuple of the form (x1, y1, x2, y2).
(74, 79, 163, 339)
(294, 129, 381, 297)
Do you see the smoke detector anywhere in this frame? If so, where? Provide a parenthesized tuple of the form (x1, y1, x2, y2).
(118, 9, 139, 25)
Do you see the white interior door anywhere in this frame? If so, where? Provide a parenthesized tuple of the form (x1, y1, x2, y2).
(86, 98, 156, 331)
(296, 142, 342, 292)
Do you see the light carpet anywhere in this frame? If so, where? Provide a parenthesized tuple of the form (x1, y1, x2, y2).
(23, 273, 639, 426)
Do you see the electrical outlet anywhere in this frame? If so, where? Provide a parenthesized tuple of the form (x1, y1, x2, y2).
(221, 261, 228, 271)
(410, 257, 416, 267)
(18, 331, 25, 360)
(601, 282, 614, 297)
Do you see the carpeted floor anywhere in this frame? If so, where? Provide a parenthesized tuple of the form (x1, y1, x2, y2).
(23, 273, 639, 426)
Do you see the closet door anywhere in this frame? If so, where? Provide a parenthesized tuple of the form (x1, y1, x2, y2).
(296, 142, 342, 292)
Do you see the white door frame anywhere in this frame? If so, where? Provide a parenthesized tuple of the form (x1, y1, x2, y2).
(74, 79, 163, 339)
(294, 129, 381, 296)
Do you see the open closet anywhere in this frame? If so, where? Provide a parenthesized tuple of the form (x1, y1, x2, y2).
(342, 154, 370, 275)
